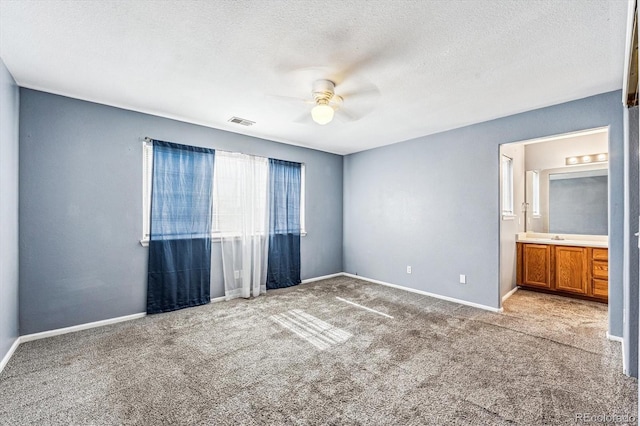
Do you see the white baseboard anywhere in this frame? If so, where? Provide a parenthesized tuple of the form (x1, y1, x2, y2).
(343, 273, 503, 313)
(2, 271, 499, 374)
(20, 312, 147, 343)
(606, 332, 623, 343)
(0, 337, 20, 375)
(301, 273, 344, 284)
(19, 296, 225, 347)
(1, 283, 319, 372)
(501, 286, 519, 303)
(607, 333, 626, 374)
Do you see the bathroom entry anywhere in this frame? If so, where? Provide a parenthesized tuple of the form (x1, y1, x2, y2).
(499, 127, 610, 307)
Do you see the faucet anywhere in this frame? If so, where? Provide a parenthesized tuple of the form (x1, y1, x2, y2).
(552, 235, 564, 240)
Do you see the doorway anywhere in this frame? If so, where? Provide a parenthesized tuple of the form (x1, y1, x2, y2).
(498, 127, 611, 323)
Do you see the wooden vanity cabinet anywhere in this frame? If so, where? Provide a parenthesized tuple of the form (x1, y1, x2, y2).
(591, 248, 608, 300)
(554, 246, 588, 295)
(520, 244, 551, 289)
(516, 243, 608, 303)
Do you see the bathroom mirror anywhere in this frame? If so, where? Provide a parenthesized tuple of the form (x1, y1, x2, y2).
(525, 164, 608, 235)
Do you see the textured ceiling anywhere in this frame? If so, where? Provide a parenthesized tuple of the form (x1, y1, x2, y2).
(0, 0, 629, 154)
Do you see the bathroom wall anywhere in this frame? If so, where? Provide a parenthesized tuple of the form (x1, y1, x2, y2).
(499, 143, 525, 299)
(525, 131, 609, 234)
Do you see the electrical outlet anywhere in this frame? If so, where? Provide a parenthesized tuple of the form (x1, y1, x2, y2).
(407, 266, 412, 274)
(234, 270, 240, 279)
(459, 274, 466, 284)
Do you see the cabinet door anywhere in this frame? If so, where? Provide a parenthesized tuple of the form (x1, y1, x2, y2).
(555, 246, 588, 295)
(523, 244, 551, 288)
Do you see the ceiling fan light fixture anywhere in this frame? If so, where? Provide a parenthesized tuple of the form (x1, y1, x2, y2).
(311, 103, 334, 125)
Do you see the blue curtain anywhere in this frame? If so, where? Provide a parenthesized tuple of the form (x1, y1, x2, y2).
(147, 140, 215, 314)
(267, 159, 301, 289)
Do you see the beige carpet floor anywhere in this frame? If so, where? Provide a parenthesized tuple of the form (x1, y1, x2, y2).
(0, 276, 637, 425)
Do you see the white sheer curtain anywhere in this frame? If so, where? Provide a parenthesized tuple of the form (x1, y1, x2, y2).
(213, 152, 269, 300)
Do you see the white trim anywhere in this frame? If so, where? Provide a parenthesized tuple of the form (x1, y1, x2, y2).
(514, 126, 609, 146)
(501, 286, 519, 303)
(607, 333, 626, 374)
(301, 273, 344, 284)
(342, 273, 503, 313)
(20, 312, 147, 343)
(18, 296, 226, 345)
(607, 332, 624, 343)
(0, 338, 20, 374)
(0, 295, 245, 373)
(20, 298, 228, 344)
(300, 163, 306, 235)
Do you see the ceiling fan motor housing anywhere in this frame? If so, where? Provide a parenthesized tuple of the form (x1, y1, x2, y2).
(312, 79, 335, 104)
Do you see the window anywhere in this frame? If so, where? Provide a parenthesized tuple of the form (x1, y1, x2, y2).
(532, 170, 540, 217)
(501, 155, 514, 216)
(212, 151, 269, 236)
(141, 143, 306, 244)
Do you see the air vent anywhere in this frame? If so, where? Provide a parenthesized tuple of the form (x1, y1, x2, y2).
(228, 116, 255, 126)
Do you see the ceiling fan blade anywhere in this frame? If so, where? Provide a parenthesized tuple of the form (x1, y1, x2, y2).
(339, 86, 381, 102)
(335, 107, 360, 122)
(331, 55, 381, 86)
(266, 94, 314, 104)
(293, 111, 312, 124)
(276, 47, 390, 85)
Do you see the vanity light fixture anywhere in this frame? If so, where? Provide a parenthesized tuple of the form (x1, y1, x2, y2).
(565, 153, 608, 166)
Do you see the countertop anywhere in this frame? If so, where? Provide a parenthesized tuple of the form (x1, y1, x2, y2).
(516, 232, 608, 249)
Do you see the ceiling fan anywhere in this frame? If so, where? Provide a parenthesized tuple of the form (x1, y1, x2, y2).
(269, 73, 380, 125)
(309, 79, 342, 125)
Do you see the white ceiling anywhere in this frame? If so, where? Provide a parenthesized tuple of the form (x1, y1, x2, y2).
(0, 0, 629, 155)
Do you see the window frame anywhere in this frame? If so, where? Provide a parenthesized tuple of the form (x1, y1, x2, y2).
(531, 170, 540, 217)
(140, 143, 307, 246)
(501, 154, 514, 218)
(142, 141, 153, 243)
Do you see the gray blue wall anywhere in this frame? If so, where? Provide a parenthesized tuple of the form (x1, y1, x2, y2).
(343, 91, 624, 337)
(16, 87, 628, 340)
(19, 89, 343, 335)
(0, 58, 20, 362)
